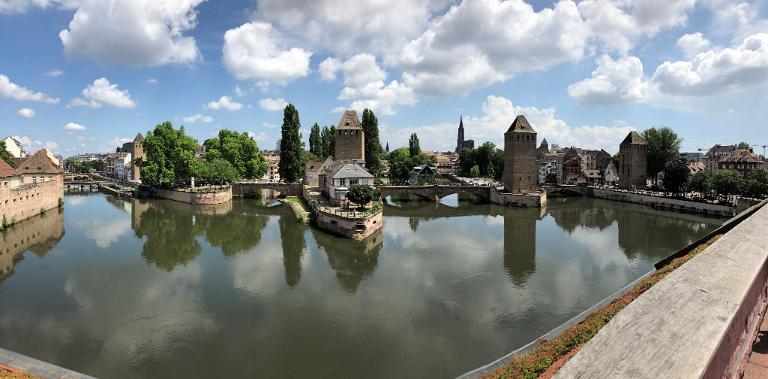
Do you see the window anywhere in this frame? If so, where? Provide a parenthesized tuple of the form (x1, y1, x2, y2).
(350, 179, 359, 185)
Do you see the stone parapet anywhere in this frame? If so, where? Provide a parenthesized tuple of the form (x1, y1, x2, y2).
(152, 186, 232, 205)
(0, 177, 63, 227)
(589, 187, 734, 217)
(314, 206, 383, 240)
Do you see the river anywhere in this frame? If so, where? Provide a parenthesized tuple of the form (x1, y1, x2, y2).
(0, 193, 723, 378)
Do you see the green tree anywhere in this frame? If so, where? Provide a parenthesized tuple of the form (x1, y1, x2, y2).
(662, 156, 690, 193)
(688, 171, 714, 195)
(737, 141, 751, 150)
(470, 165, 480, 178)
(346, 184, 380, 208)
(361, 108, 384, 177)
(387, 148, 412, 183)
(203, 129, 268, 180)
(138, 121, 199, 187)
(309, 123, 321, 155)
(408, 133, 421, 157)
(744, 168, 768, 198)
(278, 104, 305, 183)
(196, 158, 241, 184)
(712, 170, 744, 196)
(642, 127, 682, 185)
(0, 141, 11, 164)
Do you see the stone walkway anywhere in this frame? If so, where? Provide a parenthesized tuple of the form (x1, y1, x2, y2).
(744, 313, 768, 378)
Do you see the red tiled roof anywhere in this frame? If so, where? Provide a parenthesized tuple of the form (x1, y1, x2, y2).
(14, 149, 61, 175)
(718, 149, 762, 163)
(0, 159, 16, 178)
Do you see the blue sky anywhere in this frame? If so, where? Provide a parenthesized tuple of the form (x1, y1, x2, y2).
(1, 0, 767, 157)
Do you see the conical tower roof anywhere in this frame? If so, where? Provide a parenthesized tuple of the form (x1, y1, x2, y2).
(505, 115, 536, 134)
(337, 110, 362, 130)
(621, 131, 645, 145)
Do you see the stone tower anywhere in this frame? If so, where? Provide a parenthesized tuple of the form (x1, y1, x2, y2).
(503, 115, 537, 194)
(456, 116, 465, 153)
(618, 131, 647, 189)
(334, 110, 365, 161)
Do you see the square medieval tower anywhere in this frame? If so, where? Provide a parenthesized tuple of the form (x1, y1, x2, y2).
(503, 115, 537, 194)
(334, 110, 365, 161)
(618, 131, 647, 189)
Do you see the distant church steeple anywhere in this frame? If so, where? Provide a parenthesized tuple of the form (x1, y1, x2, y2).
(385, 142, 389, 153)
(456, 116, 474, 153)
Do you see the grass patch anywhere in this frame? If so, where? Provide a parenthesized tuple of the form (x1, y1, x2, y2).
(487, 234, 722, 379)
(282, 196, 311, 212)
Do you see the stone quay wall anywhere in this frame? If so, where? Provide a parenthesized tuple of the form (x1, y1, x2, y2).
(315, 207, 383, 240)
(589, 187, 734, 217)
(490, 187, 547, 208)
(0, 177, 63, 227)
(153, 186, 232, 205)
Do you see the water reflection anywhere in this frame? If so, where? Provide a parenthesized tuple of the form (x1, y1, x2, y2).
(279, 214, 306, 287)
(0, 209, 65, 279)
(313, 229, 383, 293)
(503, 207, 541, 286)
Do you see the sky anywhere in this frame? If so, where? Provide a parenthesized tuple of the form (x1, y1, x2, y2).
(0, 0, 767, 157)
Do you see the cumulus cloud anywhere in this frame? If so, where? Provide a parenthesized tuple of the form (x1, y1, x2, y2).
(568, 55, 648, 104)
(13, 135, 59, 153)
(206, 96, 242, 111)
(398, 0, 589, 96)
(0, 0, 79, 14)
(579, 0, 696, 54)
(59, 0, 202, 66)
(327, 54, 416, 115)
(182, 113, 213, 123)
(677, 32, 711, 59)
(382, 95, 633, 153)
(69, 77, 136, 109)
(0, 74, 59, 104)
(318, 57, 341, 81)
(17, 108, 35, 118)
(254, 0, 433, 56)
(652, 33, 768, 96)
(258, 97, 288, 111)
(222, 22, 312, 84)
(64, 122, 86, 131)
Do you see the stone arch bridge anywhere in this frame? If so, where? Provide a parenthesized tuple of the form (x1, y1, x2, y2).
(379, 185, 491, 201)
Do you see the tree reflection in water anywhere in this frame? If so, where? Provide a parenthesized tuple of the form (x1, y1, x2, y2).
(279, 214, 306, 287)
(312, 229, 383, 293)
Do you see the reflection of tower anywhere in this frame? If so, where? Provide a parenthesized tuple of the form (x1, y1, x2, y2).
(280, 215, 306, 287)
(503, 208, 538, 286)
(313, 229, 383, 293)
(0, 209, 65, 279)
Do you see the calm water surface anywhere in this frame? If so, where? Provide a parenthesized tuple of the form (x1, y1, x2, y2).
(0, 193, 723, 378)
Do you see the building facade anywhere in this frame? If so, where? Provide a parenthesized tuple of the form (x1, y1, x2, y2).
(455, 117, 475, 153)
(1, 136, 25, 158)
(0, 149, 63, 227)
(325, 163, 375, 206)
(703, 145, 736, 171)
(335, 110, 365, 161)
(718, 149, 763, 177)
(503, 115, 537, 194)
(618, 131, 647, 189)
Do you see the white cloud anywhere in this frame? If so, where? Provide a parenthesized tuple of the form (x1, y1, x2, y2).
(0, 0, 79, 14)
(261, 122, 277, 129)
(258, 97, 288, 111)
(206, 96, 242, 111)
(254, 0, 433, 57)
(222, 22, 312, 84)
(579, 0, 696, 54)
(677, 32, 711, 59)
(146, 78, 158, 85)
(652, 33, 768, 96)
(69, 77, 136, 109)
(17, 108, 35, 118)
(45, 69, 64, 77)
(318, 57, 341, 81)
(568, 55, 648, 104)
(64, 122, 86, 131)
(182, 113, 213, 123)
(0, 74, 59, 104)
(59, 0, 202, 66)
(330, 54, 416, 115)
(382, 95, 633, 153)
(234, 85, 248, 97)
(398, 0, 589, 96)
(248, 131, 268, 142)
(13, 135, 59, 154)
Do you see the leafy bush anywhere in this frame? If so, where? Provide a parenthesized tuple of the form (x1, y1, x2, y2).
(346, 185, 380, 208)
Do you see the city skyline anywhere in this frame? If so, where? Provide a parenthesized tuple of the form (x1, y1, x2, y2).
(1, 0, 767, 157)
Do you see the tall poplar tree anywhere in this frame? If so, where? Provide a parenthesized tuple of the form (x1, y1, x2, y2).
(361, 108, 383, 176)
(409, 133, 421, 157)
(309, 123, 321, 155)
(278, 104, 304, 183)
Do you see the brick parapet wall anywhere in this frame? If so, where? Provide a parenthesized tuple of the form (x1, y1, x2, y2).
(0, 177, 63, 226)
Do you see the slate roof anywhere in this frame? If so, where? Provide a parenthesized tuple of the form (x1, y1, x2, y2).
(505, 115, 536, 134)
(337, 110, 362, 130)
(621, 131, 645, 145)
(0, 159, 16, 178)
(14, 149, 61, 175)
(330, 163, 373, 179)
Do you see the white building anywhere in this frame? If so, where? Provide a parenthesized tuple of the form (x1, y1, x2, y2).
(326, 163, 374, 206)
(2, 136, 26, 158)
(115, 153, 132, 181)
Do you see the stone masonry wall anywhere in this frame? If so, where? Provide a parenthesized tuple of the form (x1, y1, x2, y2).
(503, 131, 537, 194)
(0, 177, 63, 227)
(154, 187, 232, 205)
(619, 142, 647, 188)
(335, 128, 365, 161)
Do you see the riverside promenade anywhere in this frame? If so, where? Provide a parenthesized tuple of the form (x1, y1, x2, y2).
(554, 200, 768, 378)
